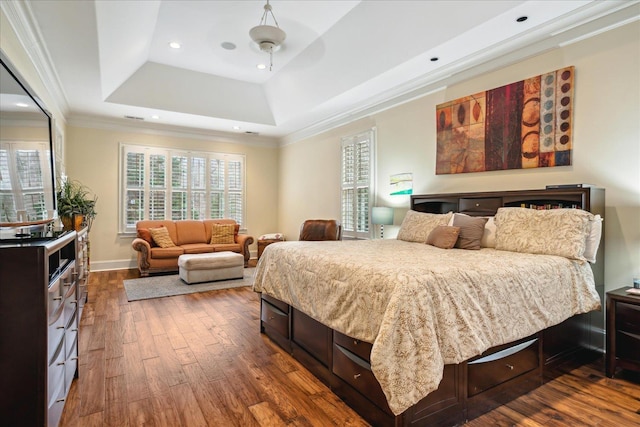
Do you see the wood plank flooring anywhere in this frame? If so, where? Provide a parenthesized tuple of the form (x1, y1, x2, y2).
(60, 269, 640, 427)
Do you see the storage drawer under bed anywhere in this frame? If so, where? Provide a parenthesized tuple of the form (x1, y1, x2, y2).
(467, 335, 540, 397)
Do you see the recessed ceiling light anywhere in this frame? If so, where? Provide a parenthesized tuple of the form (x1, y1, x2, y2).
(151, 115, 160, 120)
(221, 42, 236, 50)
(257, 64, 267, 70)
(16, 102, 29, 108)
(516, 16, 528, 23)
(430, 57, 439, 62)
(168, 41, 181, 49)
(233, 126, 241, 130)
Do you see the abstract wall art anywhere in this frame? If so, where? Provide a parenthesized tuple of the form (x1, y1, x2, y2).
(436, 66, 574, 175)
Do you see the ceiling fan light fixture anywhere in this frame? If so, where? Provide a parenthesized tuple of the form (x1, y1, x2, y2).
(249, 0, 286, 71)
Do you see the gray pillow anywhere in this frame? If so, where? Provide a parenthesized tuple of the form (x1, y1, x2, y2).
(452, 213, 488, 250)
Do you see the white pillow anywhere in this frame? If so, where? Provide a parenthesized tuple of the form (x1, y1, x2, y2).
(397, 210, 453, 243)
(480, 217, 496, 248)
(494, 207, 593, 261)
(583, 215, 602, 263)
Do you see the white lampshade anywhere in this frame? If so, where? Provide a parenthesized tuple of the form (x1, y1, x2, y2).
(371, 207, 394, 225)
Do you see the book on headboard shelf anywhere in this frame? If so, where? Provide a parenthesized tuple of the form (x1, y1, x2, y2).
(545, 184, 595, 189)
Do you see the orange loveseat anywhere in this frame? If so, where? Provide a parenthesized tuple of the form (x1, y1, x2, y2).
(131, 219, 253, 276)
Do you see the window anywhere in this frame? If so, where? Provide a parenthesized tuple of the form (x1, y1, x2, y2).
(341, 129, 375, 239)
(0, 141, 52, 222)
(120, 144, 245, 233)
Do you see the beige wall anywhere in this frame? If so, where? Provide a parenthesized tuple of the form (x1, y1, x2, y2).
(279, 21, 640, 293)
(65, 125, 279, 270)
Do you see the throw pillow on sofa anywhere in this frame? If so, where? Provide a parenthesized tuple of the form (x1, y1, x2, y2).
(210, 224, 235, 244)
(149, 226, 176, 248)
(137, 228, 157, 247)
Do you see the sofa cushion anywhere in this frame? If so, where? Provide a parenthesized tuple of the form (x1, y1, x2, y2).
(150, 246, 185, 259)
(175, 220, 207, 246)
(181, 243, 215, 254)
(204, 219, 239, 242)
(213, 243, 242, 253)
(210, 223, 236, 244)
(149, 226, 176, 248)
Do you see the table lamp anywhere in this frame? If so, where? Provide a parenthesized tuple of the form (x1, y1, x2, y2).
(371, 207, 394, 239)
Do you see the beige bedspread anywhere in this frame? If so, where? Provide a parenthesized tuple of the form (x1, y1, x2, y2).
(252, 239, 601, 415)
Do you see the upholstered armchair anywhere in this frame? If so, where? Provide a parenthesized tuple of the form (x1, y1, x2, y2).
(299, 219, 342, 241)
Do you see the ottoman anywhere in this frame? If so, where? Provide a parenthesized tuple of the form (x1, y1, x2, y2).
(178, 252, 244, 285)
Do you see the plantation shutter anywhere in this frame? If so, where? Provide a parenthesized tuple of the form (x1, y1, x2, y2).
(120, 144, 245, 233)
(341, 129, 375, 239)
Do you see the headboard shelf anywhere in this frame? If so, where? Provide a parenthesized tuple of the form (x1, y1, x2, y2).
(411, 187, 604, 217)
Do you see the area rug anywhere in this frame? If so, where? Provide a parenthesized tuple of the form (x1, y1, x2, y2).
(123, 268, 255, 301)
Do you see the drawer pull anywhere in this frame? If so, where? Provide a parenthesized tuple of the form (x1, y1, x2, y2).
(353, 373, 362, 379)
(353, 339, 359, 345)
(57, 361, 65, 366)
(269, 316, 275, 320)
(71, 357, 78, 361)
(53, 297, 62, 301)
(56, 398, 65, 403)
(506, 364, 514, 370)
(57, 326, 65, 330)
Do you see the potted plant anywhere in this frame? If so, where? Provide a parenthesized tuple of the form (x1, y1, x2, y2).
(56, 179, 98, 231)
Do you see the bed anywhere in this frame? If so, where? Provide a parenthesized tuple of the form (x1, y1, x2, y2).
(253, 188, 605, 426)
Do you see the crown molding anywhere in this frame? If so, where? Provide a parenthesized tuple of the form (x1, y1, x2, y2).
(67, 114, 280, 148)
(1, 0, 70, 118)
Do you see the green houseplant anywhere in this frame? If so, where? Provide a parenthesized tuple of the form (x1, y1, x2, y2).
(56, 179, 98, 231)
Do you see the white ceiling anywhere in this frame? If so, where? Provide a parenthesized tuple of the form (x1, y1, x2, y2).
(8, 0, 640, 143)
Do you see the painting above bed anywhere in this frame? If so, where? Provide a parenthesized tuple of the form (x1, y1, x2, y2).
(436, 66, 574, 174)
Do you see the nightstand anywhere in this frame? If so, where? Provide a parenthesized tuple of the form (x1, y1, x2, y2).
(606, 287, 640, 378)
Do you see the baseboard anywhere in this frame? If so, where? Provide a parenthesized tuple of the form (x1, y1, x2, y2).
(90, 259, 137, 272)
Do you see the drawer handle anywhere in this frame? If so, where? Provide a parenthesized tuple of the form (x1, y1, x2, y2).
(56, 398, 65, 403)
(268, 316, 275, 320)
(57, 361, 65, 366)
(506, 364, 514, 370)
(71, 357, 78, 361)
(353, 373, 361, 380)
(72, 328, 78, 332)
(53, 297, 62, 301)
(57, 326, 65, 330)
(353, 340, 359, 346)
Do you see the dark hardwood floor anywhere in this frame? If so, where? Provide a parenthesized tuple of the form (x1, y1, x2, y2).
(59, 269, 640, 426)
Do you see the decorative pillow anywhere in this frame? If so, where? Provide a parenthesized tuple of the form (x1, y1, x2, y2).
(583, 214, 603, 263)
(149, 226, 176, 248)
(481, 217, 496, 248)
(494, 207, 593, 261)
(137, 228, 156, 246)
(452, 213, 488, 250)
(210, 223, 236, 244)
(397, 210, 453, 243)
(426, 226, 460, 249)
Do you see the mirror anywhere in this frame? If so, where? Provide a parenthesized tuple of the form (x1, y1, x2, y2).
(0, 49, 56, 227)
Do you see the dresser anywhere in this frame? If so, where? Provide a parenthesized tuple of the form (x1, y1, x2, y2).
(606, 287, 640, 377)
(0, 231, 79, 426)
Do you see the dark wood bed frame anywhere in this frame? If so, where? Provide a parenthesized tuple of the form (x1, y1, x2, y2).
(259, 187, 605, 426)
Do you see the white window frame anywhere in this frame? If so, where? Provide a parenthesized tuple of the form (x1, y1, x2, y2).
(341, 128, 376, 240)
(119, 143, 246, 234)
